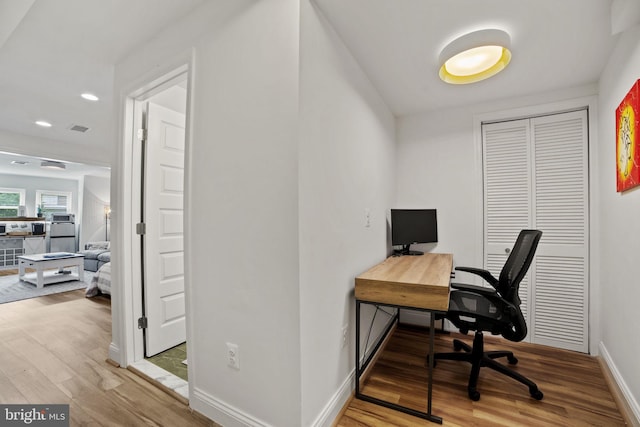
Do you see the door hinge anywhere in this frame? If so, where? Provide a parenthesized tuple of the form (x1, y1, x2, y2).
(137, 128, 147, 141)
(136, 222, 146, 235)
(138, 316, 148, 329)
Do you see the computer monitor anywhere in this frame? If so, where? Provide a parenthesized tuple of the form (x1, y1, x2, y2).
(391, 209, 438, 256)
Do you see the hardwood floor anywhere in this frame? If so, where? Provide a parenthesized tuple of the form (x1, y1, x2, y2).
(337, 325, 625, 427)
(0, 290, 216, 426)
(0, 291, 626, 426)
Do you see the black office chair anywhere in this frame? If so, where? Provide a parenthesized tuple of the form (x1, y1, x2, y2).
(434, 229, 543, 401)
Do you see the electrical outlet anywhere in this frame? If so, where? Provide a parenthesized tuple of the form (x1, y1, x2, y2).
(226, 342, 240, 370)
(341, 324, 348, 348)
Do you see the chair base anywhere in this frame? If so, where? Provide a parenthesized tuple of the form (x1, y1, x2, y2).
(433, 331, 543, 401)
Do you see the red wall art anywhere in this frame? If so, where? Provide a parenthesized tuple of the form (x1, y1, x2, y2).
(616, 80, 640, 192)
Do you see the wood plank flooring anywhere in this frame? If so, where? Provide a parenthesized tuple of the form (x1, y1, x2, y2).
(337, 325, 625, 427)
(0, 290, 217, 426)
(0, 291, 626, 426)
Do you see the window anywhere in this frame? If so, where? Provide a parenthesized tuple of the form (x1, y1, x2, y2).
(36, 190, 72, 220)
(0, 188, 25, 217)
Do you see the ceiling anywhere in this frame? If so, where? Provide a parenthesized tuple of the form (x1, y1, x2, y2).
(314, 0, 618, 116)
(0, 0, 203, 178)
(0, 0, 621, 177)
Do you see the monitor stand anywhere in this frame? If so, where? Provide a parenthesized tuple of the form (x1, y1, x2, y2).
(393, 244, 424, 256)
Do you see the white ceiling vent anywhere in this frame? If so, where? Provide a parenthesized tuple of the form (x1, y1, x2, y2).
(69, 124, 90, 133)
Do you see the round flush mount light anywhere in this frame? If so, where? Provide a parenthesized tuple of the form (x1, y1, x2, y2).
(439, 29, 512, 85)
(81, 93, 99, 101)
(35, 120, 52, 127)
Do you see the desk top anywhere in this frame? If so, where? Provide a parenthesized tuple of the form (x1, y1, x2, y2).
(355, 253, 453, 311)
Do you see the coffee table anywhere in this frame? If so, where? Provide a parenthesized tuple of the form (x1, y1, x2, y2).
(18, 253, 85, 289)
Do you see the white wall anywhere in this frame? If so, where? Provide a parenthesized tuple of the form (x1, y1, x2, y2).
(597, 24, 640, 418)
(396, 107, 479, 268)
(396, 84, 598, 269)
(114, 1, 302, 426)
(298, 2, 396, 425)
(150, 85, 187, 114)
(188, 2, 300, 426)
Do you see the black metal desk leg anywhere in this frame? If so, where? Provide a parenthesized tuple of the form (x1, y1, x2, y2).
(428, 312, 435, 414)
(355, 300, 361, 396)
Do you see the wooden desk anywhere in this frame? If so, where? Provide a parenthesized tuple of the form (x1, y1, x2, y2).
(354, 253, 453, 424)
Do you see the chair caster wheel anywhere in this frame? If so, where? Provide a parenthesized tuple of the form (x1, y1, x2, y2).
(530, 388, 543, 400)
(507, 355, 518, 365)
(468, 389, 480, 401)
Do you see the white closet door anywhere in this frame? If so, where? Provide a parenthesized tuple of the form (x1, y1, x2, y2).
(531, 110, 589, 352)
(482, 110, 589, 353)
(482, 119, 533, 327)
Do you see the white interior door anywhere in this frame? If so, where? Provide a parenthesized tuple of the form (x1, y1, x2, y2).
(143, 102, 186, 357)
(482, 110, 589, 353)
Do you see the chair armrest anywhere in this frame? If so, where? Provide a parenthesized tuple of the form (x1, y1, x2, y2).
(454, 266, 498, 288)
(450, 282, 498, 298)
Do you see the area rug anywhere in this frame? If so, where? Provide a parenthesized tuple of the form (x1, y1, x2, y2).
(0, 270, 94, 304)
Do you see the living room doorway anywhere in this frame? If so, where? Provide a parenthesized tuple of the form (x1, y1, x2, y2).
(0, 152, 110, 304)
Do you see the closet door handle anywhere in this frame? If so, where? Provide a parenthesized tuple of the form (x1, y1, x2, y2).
(505, 248, 511, 254)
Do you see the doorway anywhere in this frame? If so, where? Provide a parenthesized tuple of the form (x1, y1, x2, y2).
(124, 67, 190, 398)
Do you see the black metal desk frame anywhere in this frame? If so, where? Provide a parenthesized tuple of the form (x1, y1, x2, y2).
(355, 299, 445, 424)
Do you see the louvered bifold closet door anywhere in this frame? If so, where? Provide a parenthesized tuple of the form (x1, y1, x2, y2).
(531, 110, 589, 353)
(482, 119, 533, 329)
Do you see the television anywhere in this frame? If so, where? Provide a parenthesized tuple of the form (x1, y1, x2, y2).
(391, 209, 438, 256)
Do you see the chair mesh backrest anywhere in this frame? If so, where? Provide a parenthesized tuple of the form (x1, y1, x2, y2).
(497, 230, 542, 304)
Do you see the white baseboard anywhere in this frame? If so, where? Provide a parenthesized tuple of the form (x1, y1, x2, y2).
(310, 369, 354, 427)
(599, 342, 640, 426)
(108, 342, 121, 365)
(190, 387, 272, 427)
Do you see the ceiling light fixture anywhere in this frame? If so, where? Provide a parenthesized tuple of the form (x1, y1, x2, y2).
(81, 93, 99, 101)
(439, 29, 512, 85)
(40, 160, 66, 170)
(35, 120, 52, 127)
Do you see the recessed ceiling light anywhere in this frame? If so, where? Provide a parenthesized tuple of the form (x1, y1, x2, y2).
(35, 120, 52, 127)
(81, 93, 99, 101)
(439, 29, 512, 85)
